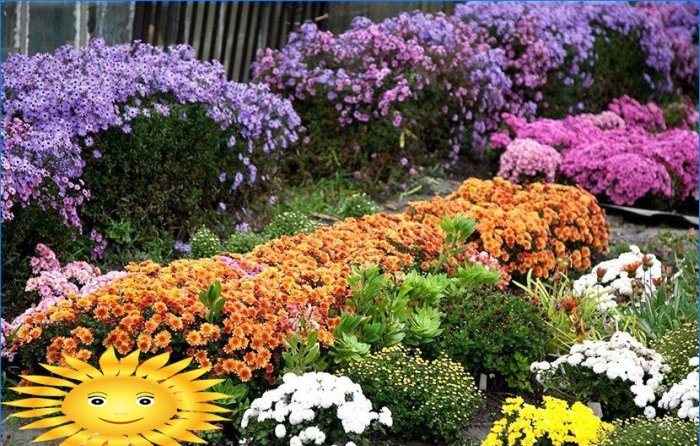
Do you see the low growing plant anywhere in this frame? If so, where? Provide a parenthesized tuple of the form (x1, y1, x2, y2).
(600, 417, 698, 446)
(341, 345, 484, 443)
(264, 211, 318, 239)
(335, 193, 382, 219)
(224, 230, 268, 254)
(653, 321, 699, 384)
(190, 226, 223, 258)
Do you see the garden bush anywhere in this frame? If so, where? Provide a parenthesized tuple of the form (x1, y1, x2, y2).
(4, 178, 607, 382)
(531, 332, 668, 420)
(438, 288, 548, 391)
(653, 321, 699, 385)
(264, 211, 319, 239)
(481, 396, 614, 446)
(224, 230, 269, 254)
(190, 226, 223, 259)
(240, 372, 392, 446)
(340, 345, 484, 443)
(335, 193, 382, 219)
(600, 417, 698, 446)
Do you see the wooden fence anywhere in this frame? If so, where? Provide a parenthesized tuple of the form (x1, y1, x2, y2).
(131, 2, 329, 82)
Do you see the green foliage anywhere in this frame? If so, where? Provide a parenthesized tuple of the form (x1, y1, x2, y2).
(600, 417, 698, 446)
(653, 321, 699, 385)
(434, 215, 477, 272)
(340, 345, 484, 443)
(335, 193, 382, 219)
(191, 226, 223, 258)
(264, 211, 318, 239)
(199, 280, 225, 323)
(625, 249, 699, 342)
(200, 379, 250, 445)
(438, 288, 549, 391)
(329, 267, 448, 365)
(224, 231, 268, 254)
(281, 330, 328, 375)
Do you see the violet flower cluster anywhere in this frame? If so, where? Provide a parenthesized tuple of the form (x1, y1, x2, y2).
(252, 11, 510, 161)
(455, 2, 696, 115)
(496, 97, 699, 205)
(0, 244, 127, 358)
(2, 39, 301, 232)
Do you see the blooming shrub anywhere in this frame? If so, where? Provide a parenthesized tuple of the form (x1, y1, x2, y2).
(438, 289, 549, 391)
(240, 372, 391, 446)
(481, 396, 614, 446)
(455, 2, 697, 117)
(496, 138, 562, 183)
(658, 362, 698, 420)
(340, 345, 484, 442)
(496, 98, 699, 206)
(573, 245, 663, 310)
(2, 38, 300, 231)
(190, 226, 223, 259)
(600, 416, 698, 446)
(409, 177, 609, 277)
(5, 179, 606, 381)
(265, 211, 319, 239)
(531, 332, 669, 419)
(253, 11, 510, 177)
(653, 321, 698, 384)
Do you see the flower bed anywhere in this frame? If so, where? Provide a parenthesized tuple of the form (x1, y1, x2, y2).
(4, 178, 608, 382)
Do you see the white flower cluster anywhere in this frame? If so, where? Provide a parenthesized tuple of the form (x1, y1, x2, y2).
(241, 372, 392, 446)
(658, 357, 699, 420)
(573, 245, 662, 310)
(531, 332, 669, 417)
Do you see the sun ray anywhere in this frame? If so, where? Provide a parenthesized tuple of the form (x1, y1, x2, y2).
(148, 358, 193, 382)
(9, 407, 63, 418)
(135, 352, 170, 378)
(118, 350, 140, 376)
(99, 346, 121, 376)
(63, 354, 103, 378)
(20, 415, 72, 430)
(167, 418, 221, 431)
(162, 367, 209, 386)
(9, 386, 68, 397)
(180, 378, 224, 392)
(156, 424, 207, 444)
(141, 430, 181, 446)
(174, 412, 229, 423)
(178, 402, 231, 413)
(4, 397, 61, 408)
(85, 433, 110, 446)
(40, 364, 92, 382)
(186, 391, 232, 403)
(33, 422, 82, 442)
(20, 375, 76, 388)
(58, 430, 92, 446)
(106, 435, 130, 446)
(127, 434, 155, 446)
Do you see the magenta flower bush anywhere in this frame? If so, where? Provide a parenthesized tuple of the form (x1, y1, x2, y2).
(454, 2, 697, 117)
(496, 138, 562, 184)
(495, 97, 699, 206)
(2, 39, 301, 232)
(252, 11, 510, 175)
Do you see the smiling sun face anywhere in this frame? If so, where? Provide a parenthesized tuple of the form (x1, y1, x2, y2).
(4, 347, 231, 446)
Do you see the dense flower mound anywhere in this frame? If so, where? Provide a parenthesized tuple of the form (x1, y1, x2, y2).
(409, 178, 609, 276)
(253, 10, 511, 167)
(5, 178, 608, 381)
(455, 2, 697, 115)
(496, 138, 562, 183)
(495, 97, 699, 205)
(2, 39, 300, 230)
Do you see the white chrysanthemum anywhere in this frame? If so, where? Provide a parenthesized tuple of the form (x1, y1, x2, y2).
(659, 371, 699, 420)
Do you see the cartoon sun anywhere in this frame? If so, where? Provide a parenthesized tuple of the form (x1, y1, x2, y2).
(4, 347, 231, 445)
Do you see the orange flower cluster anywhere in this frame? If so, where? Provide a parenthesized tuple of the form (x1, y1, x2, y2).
(409, 178, 609, 276)
(9, 178, 607, 382)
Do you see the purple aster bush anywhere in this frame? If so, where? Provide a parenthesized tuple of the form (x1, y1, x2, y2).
(454, 2, 696, 117)
(252, 11, 510, 178)
(495, 97, 699, 207)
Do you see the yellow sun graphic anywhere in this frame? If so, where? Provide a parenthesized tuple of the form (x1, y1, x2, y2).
(4, 347, 231, 445)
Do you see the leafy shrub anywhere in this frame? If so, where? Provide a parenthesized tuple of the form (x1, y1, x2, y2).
(600, 417, 698, 446)
(264, 211, 318, 239)
(224, 231, 268, 254)
(240, 372, 392, 446)
(653, 321, 699, 385)
(481, 396, 614, 446)
(335, 193, 382, 219)
(439, 289, 548, 391)
(532, 332, 668, 420)
(341, 345, 484, 443)
(190, 227, 223, 258)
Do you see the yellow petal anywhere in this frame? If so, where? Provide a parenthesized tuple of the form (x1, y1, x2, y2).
(40, 364, 91, 382)
(106, 435, 130, 446)
(126, 434, 154, 446)
(118, 350, 140, 376)
(141, 431, 181, 446)
(63, 355, 102, 378)
(20, 375, 76, 388)
(177, 379, 223, 392)
(156, 425, 207, 444)
(188, 392, 231, 403)
(59, 430, 92, 446)
(33, 422, 81, 442)
(9, 386, 68, 397)
(9, 407, 63, 418)
(3, 397, 62, 408)
(135, 352, 170, 378)
(149, 358, 193, 382)
(99, 347, 120, 377)
(174, 412, 228, 422)
(178, 403, 231, 413)
(20, 415, 71, 430)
